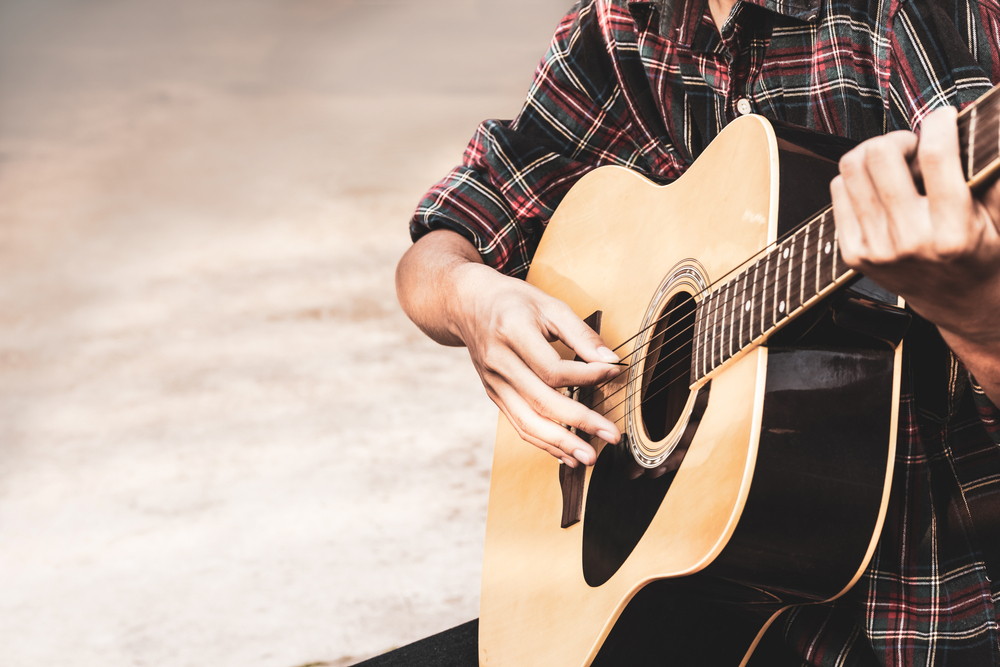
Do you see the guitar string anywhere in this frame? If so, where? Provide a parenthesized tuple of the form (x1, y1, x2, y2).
(588, 104, 1000, 442)
(584, 219, 840, 418)
(580, 253, 835, 436)
(584, 246, 847, 447)
(583, 221, 840, 422)
(584, 206, 835, 387)
(572, 103, 987, 446)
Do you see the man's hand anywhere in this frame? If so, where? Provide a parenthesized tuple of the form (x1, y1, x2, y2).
(396, 230, 622, 467)
(830, 106, 1000, 402)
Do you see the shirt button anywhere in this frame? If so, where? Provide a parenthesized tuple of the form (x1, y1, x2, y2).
(736, 98, 752, 115)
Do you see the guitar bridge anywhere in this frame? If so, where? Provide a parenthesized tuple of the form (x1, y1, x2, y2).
(559, 310, 603, 529)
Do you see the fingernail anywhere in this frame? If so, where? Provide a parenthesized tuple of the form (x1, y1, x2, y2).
(597, 429, 618, 444)
(560, 456, 576, 468)
(597, 346, 620, 363)
(573, 449, 592, 465)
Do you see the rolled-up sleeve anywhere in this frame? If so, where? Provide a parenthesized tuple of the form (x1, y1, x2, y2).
(409, 0, 668, 278)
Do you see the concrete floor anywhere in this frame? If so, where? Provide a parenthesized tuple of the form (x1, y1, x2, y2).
(0, 1, 570, 665)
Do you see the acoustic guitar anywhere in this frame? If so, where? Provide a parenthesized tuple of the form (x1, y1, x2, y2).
(478, 86, 1000, 666)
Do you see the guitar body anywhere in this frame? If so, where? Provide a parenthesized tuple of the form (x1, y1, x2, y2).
(479, 115, 903, 666)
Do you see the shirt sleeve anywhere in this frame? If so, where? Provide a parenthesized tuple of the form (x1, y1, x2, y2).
(886, 0, 1000, 130)
(409, 1, 669, 278)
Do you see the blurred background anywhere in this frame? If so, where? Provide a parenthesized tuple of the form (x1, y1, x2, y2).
(0, 1, 569, 665)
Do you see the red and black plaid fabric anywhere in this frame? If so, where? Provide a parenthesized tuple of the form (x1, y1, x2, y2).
(410, 0, 1000, 664)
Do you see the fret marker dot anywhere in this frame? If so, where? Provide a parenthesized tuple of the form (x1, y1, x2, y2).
(745, 301, 751, 312)
(783, 248, 789, 259)
(779, 300, 786, 313)
(824, 242, 832, 254)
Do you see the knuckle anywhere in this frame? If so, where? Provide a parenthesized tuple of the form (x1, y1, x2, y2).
(932, 235, 971, 261)
(839, 150, 864, 178)
(838, 242, 861, 267)
(510, 412, 532, 438)
(478, 346, 503, 372)
(535, 364, 560, 388)
(919, 140, 947, 167)
(572, 414, 593, 434)
(525, 393, 548, 417)
(866, 247, 899, 266)
(490, 312, 514, 341)
(865, 136, 899, 166)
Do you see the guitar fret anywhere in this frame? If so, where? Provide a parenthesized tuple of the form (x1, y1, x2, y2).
(830, 224, 839, 282)
(776, 238, 790, 326)
(835, 241, 849, 276)
(786, 229, 802, 313)
(719, 280, 731, 364)
(751, 258, 765, 340)
(722, 281, 731, 366)
(711, 289, 721, 369)
(691, 296, 704, 384)
(762, 254, 774, 333)
(695, 292, 712, 376)
(800, 225, 810, 308)
(729, 276, 740, 359)
(815, 217, 824, 298)
(820, 212, 835, 287)
(967, 105, 978, 181)
(702, 294, 716, 375)
(771, 245, 780, 327)
(740, 268, 751, 348)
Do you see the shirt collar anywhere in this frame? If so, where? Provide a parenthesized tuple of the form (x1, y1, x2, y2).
(628, 0, 821, 44)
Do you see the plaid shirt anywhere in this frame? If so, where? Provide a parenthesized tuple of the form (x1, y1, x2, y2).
(410, 0, 1000, 664)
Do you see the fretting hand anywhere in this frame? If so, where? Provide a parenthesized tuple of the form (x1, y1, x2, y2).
(831, 106, 1000, 402)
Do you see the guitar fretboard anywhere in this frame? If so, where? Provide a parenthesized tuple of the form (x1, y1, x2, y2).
(690, 208, 849, 383)
(690, 84, 1000, 385)
(959, 85, 1000, 185)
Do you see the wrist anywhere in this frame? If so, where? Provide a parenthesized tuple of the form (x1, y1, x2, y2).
(445, 261, 505, 346)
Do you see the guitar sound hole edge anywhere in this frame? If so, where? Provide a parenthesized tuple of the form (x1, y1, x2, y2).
(640, 292, 696, 443)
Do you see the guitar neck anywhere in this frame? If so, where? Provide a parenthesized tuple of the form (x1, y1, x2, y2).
(691, 84, 1000, 386)
(960, 85, 1000, 188)
(690, 208, 851, 384)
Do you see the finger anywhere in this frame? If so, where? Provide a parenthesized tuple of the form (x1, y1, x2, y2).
(863, 131, 926, 251)
(918, 107, 979, 255)
(491, 382, 602, 466)
(476, 339, 621, 441)
(830, 174, 865, 267)
(837, 142, 885, 253)
(837, 132, 919, 262)
(542, 298, 621, 364)
(509, 326, 622, 389)
(918, 107, 966, 205)
(498, 358, 622, 441)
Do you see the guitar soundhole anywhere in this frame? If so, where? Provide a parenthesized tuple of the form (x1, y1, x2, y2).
(640, 293, 696, 442)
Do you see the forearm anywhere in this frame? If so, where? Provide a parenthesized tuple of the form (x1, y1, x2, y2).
(395, 229, 488, 347)
(395, 228, 623, 465)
